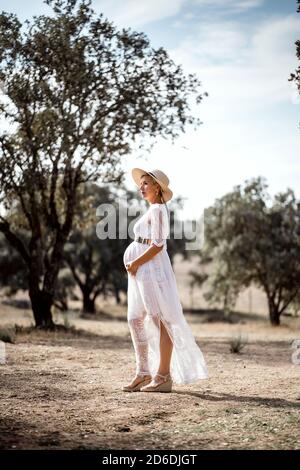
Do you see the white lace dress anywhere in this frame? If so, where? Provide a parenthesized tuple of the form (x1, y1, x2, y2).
(123, 202, 208, 385)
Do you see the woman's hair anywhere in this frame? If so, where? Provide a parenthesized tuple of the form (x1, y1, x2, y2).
(157, 185, 170, 230)
(141, 173, 170, 226)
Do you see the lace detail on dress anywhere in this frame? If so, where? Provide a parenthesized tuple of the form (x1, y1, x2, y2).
(149, 204, 169, 247)
(124, 202, 209, 385)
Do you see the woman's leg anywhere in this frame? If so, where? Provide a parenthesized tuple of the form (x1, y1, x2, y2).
(139, 318, 173, 392)
(122, 312, 152, 390)
(127, 274, 151, 378)
(157, 319, 173, 376)
(128, 313, 151, 377)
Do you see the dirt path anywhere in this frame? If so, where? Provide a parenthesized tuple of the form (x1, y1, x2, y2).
(0, 308, 299, 450)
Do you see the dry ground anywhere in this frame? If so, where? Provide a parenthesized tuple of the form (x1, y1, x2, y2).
(0, 302, 299, 451)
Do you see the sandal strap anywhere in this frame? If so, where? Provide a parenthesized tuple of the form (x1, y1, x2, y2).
(156, 373, 171, 380)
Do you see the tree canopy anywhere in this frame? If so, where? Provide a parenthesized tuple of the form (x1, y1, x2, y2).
(191, 177, 300, 325)
(0, 0, 206, 327)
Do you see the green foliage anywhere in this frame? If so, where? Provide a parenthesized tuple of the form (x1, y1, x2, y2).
(0, 233, 29, 294)
(54, 268, 76, 311)
(191, 177, 300, 325)
(0, 0, 206, 326)
(289, 1, 300, 105)
(64, 183, 129, 312)
(229, 333, 248, 354)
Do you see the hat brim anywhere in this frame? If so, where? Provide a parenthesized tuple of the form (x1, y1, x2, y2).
(131, 167, 173, 202)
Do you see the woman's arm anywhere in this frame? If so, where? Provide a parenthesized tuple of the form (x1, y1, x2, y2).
(126, 244, 163, 276)
(126, 205, 167, 276)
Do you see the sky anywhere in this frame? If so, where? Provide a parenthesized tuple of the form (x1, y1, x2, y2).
(1, 0, 299, 220)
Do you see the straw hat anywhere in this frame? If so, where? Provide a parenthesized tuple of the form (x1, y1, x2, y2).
(131, 168, 173, 202)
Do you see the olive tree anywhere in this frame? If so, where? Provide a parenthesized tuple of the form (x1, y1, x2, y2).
(191, 178, 300, 325)
(0, 0, 207, 327)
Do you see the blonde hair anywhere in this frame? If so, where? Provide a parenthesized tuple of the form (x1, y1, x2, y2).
(141, 173, 170, 225)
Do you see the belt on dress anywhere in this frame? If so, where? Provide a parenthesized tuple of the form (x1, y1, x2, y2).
(135, 236, 152, 245)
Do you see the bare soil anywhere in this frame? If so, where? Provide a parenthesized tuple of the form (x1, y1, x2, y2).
(0, 303, 299, 450)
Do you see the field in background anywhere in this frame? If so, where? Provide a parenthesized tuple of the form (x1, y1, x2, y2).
(173, 254, 271, 315)
(0, 253, 279, 321)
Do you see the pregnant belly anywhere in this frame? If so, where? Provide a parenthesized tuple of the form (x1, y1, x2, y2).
(123, 241, 136, 267)
(123, 241, 149, 268)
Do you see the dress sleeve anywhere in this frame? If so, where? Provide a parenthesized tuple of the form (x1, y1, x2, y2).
(149, 205, 169, 247)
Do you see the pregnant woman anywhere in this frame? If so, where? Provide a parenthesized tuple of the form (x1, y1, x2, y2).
(122, 168, 208, 393)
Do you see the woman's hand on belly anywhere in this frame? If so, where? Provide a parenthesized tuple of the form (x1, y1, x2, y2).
(125, 244, 163, 275)
(132, 243, 164, 267)
(125, 260, 139, 276)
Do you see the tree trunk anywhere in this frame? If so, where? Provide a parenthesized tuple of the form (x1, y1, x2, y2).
(114, 287, 121, 305)
(83, 290, 96, 313)
(223, 291, 231, 319)
(268, 298, 280, 326)
(29, 289, 55, 328)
